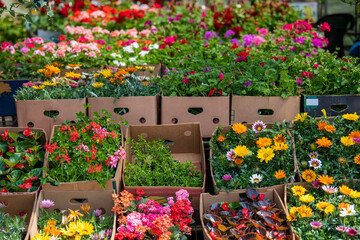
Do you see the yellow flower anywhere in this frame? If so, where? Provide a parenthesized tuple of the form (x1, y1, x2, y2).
(354, 154, 360, 164)
(289, 206, 298, 215)
(233, 145, 251, 158)
(217, 135, 225, 142)
(31, 233, 51, 240)
(321, 109, 327, 116)
(324, 204, 335, 214)
(294, 113, 308, 122)
(349, 190, 360, 199)
(338, 157, 347, 164)
(299, 194, 315, 203)
(273, 134, 286, 144)
(274, 170, 286, 179)
(32, 85, 45, 90)
(232, 123, 247, 134)
(287, 213, 297, 221)
(94, 73, 100, 77)
(272, 142, 289, 151)
(302, 169, 316, 182)
(343, 112, 359, 121)
(65, 71, 82, 79)
(43, 81, 57, 86)
(257, 147, 275, 163)
(291, 185, 306, 196)
(339, 185, 352, 195)
(316, 137, 332, 148)
(92, 82, 104, 88)
(76, 221, 94, 235)
(316, 201, 335, 214)
(80, 204, 90, 214)
(61, 221, 78, 236)
(256, 137, 272, 148)
(67, 209, 84, 222)
(317, 174, 334, 185)
(341, 136, 355, 146)
(100, 69, 113, 78)
(297, 205, 313, 218)
(324, 124, 336, 133)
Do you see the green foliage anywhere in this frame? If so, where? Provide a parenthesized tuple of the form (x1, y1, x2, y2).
(0, 207, 26, 240)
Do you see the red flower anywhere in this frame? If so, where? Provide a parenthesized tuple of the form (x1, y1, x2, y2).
(73, 0, 85, 12)
(23, 128, 32, 137)
(320, 22, 331, 32)
(0, 187, 8, 193)
(221, 202, 229, 211)
(136, 189, 145, 197)
(45, 142, 59, 153)
(58, 35, 67, 41)
(1, 130, 8, 140)
(0, 1, 4, 8)
(69, 126, 80, 142)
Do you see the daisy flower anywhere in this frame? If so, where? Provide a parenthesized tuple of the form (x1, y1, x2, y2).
(249, 174, 263, 184)
(252, 120, 266, 133)
(308, 159, 322, 169)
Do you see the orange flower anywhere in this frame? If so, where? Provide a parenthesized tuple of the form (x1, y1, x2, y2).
(317, 121, 327, 130)
(338, 202, 350, 210)
(349, 131, 360, 139)
(217, 135, 225, 142)
(317, 174, 334, 185)
(324, 125, 336, 133)
(232, 123, 247, 134)
(316, 137, 332, 148)
(256, 137, 272, 148)
(234, 157, 243, 165)
(273, 134, 286, 144)
(274, 170, 286, 179)
(144, 40, 153, 44)
(354, 154, 360, 164)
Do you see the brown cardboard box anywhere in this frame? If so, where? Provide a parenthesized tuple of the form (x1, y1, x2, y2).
(161, 96, 230, 138)
(28, 190, 116, 240)
(87, 95, 160, 136)
(123, 123, 206, 209)
(16, 98, 86, 138)
(200, 188, 294, 240)
(42, 125, 123, 191)
(231, 95, 300, 124)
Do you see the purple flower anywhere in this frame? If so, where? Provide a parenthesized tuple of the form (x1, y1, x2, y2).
(167, 197, 174, 205)
(41, 199, 55, 209)
(20, 47, 30, 53)
(308, 152, 318, 159)
(336, 226, 348, 233)
(310, 221, 322, 229)
(204, 31, 219, 40)
(222, 174, 232, 182)
(312, 180, 322, 189)
(94, 209, 102, 217)
(294, 36, 307, 44)
(231, 38, 239, 45)
(309, 159, 322, 169)
(70, 84, 79, 88)
(35, 82, 43, 86)
(313, 38, 323, 48)
(175, 189, 189, 201)
(289, 46, 296, 51)
(242, 34, 255, 47)
(280, 46, 285, 51)
(353, 138, 360, 144)
(188, 19, 196, 24)
(243, 80, 252, 88)
(226, 149, 236, 161)
(144, 20, 152, 27)
(224, 30, 235, 38)
(348, 228, 358, 237)
(296, 78, 303, 85)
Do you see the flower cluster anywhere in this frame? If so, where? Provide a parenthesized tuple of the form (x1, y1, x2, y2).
(210, 121, 294, 191)
(287, 181, 360, 239)
(112, 189, 193, 240)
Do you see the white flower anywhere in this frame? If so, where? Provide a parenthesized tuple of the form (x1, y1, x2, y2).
(131, 42, 140, 49)
(110, 53, 121, 59)
(123, 46, 134, 53)
(138, 51, 149, 57)
(129, 57, 137, 62)
(148, 43, 159, 50)
(249, 174, 263, 184)
(113, 60, 126, 66)
(322, 185, 338, 194)
(340, 205, 356, 217)
(308, 159, 322, 169)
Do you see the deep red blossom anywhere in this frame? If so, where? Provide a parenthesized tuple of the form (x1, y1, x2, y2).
(320, 22, 331, 32)
(23, 128, 32, 137)
(0, 1, 4, 8)
(1, 130, 8, 140)
(208, 88, 222, 96)
(116, 9, 145, 23)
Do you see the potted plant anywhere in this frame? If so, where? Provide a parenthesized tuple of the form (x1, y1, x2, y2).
(0, 203, 27, 240)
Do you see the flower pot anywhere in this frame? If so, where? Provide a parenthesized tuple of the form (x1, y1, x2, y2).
(161, 96, 230, 138)
(123, 123, 206, 209)
(302, 94, 360, 117)
(87, 95, 160, 136)
(231, 95, 300, 124)
(0, 80, 29, 116)
(16, 98, 86, 138)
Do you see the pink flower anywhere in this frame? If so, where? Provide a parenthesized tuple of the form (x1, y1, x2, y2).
(348, 228, 358, 237)
(85, 51, 97, 58)
(296, 78, 303, 85)
(310, 221, 322, 229)
(139, 29, 151, 37)
(320, 22, 331, 32)
(41, 199, 55, 209)
(126, 28, 138, 38)
(164, 36, 176, 46)
(175, 189, 189, 201)
(219, 73, 224, 80)
(167, 197, 174, 205)
(23, 82, 34, 87)
(33, 50, 45, 56)
(336, 226, 348, 233)
(222, 174, 232, 182)
(256, 27, 269, 36)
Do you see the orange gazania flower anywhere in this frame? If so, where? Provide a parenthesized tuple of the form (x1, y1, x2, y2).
(317, 121, 327, 130)
(232, 123, 247, 134)
(273, 134, 286, 143)
(339, 185, 352, 195)
(256, 137, 272, 148)
(125, 67, 138, 73)
(317, 174, 334, 185)
(316, 137, 332, 148)
(144, 40, 153, 45)
(354, 154, 360, 164)
(324, 124, 336, 133)
(274, 170, 286, 179)
(338, 202, 350, 210)
(349, 131, 360, 139)
(217, 135, 225, 142)
(234, 157, 243, 165)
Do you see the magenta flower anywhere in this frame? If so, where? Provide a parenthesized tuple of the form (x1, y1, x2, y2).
(41, 199, 55, 209)
(336, 226, 348, 233)
(347, 228, 358, 237)
(23, 82, 34, 87)
(175, 189, 189, 201)
(259, 62, 264, 67)
(310, 221, 322, 229)
(222, 175, 232, 182)
(312, 180, 322, 189)
(94, 209, 102, 217)
(296, 78, 303, 85)
(167, 197, 174, 205)
(226, 149, 236, 161)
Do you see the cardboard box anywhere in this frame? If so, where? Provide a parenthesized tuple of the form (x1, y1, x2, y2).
(16, 98, 86, 138)
(88, 95, 160, 136)
(161, 96, 230, 138)
(231, 96, 300, 124)
(42, 125, 123, 191)
(28, 190, 116, 240)
(200, 188, 294, 240)
(123, 123, 206, 209)
(0, 80, 29, 116)
(303, 95, 360, 117)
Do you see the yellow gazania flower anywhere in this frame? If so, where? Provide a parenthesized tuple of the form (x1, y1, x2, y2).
(274, 170, 286, 179)
(338, 157, 347, 164)
(77, 221, 94, 235)
(92, 82, 104, 88)
(341, 136, 355, 147)
(289, 206, 298, 215)
(257, 147, 275, 163)
(339, 185, 352, 195)
(316, 201, 335, 214)
(65, 71, 81, 79)
(217, 135, 225, 142)
(324, 204, 335, 214)
(324, 124, 336, 133)
(67, 63, 82, 68)
(32, 85, 45, 90)
(43, 81, 57, 86)
(31, 233, 52, 240)
(80, 204, 90, 214)
(349, 190, 360, 199)
(233, 145, 251, 158)
(100, 69, 113, 78)
(343, 112, 359, 121)
(317, 121, 327, 130)
(232, 123, 247, 134)
(94, 73, 100, 77)
(273, 134, 286, 144)
(256, 137, 272, 148)
(291, 185, 306, 196)
(61, 221, 78, 236)
(321, 109, 327, 116)
(338, 202, 351, 210)
(287, 213, 297, 222)
(294, 113, 308, 122)
(272, 142, 289, 151)
(354, 154, 360, 164)
(302, 169, 316, 182)
(43, 64, 61, 77)
(316, 137, 332, 148)
(299, 194, 315, 203)
(297, 205, 313, 218)
(67, 209, 84, 222)
(317, 174, 334, 185)
(135, 66, 144, 70)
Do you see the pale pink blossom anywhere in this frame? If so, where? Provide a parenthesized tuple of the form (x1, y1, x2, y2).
(33, 50, 45, 56)
(85, 51, 97, 58)
(126, 28, 138, 38)
(139, 29, 151, 37)
(90, 10, 106, 18)
(130, 4, 140, 10)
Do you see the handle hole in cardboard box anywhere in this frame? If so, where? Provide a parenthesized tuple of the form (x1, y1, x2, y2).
(139, 117, 146, 124)
(188, 107, 203, 115)
(330, 104, 348, 113)
(184, 130, 192, 136)
(70, 120, 76, 124)
(171, 118, 178, 124)
(27, 122, 34, 127)
(163, 139, 174, 146)
(44, 110, 59, 119)
(114, 108, 129, 116)
(213, 118, 220, 124)
(70, 198, 88, 204)
(257, 109, 274, 115)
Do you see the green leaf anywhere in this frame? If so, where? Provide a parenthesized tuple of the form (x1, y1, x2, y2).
(8, 132, 19, 142)
(228, 201, 241, 209)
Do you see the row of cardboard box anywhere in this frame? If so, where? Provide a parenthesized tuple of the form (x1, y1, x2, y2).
(14, 94, 359, 139)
